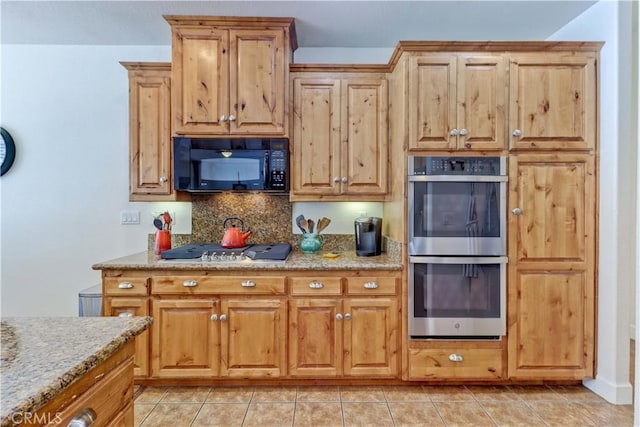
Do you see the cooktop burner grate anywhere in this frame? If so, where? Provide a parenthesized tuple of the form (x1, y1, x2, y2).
(160, 243, 292, 261)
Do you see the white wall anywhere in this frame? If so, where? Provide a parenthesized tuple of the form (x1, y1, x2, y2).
(548, 0, 635, 405)
(0, 44, 193, 316)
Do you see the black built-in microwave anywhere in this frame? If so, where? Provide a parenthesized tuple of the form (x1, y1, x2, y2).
(173, 137, 289, 192)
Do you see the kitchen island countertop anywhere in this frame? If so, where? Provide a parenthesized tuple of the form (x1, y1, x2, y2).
(0, 316, 152, 426)
(92, 249, 402, 271)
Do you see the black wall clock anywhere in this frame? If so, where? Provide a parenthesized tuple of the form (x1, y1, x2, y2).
(1, 127, 16, 176)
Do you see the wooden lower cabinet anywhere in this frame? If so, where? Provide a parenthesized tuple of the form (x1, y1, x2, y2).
(507, 154, 596, 379)
(151, 297, 286, 378)
(151, 299, 220, 378)
(104, 297, 149, 377)
(408, 342, 504, 380)
(221, 298, 287, 377)
(289, 297, 399, 377)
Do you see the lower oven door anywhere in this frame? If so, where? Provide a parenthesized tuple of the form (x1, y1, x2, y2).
(409, 256, 508, 339)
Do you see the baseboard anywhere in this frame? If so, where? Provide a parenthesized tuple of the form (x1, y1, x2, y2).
(583, 376, 633, 404)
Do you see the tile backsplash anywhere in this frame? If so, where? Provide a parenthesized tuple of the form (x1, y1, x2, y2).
(191, 193, 292, 243)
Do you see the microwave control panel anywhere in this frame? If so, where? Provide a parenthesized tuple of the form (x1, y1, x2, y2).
(269, 142, 288, 190)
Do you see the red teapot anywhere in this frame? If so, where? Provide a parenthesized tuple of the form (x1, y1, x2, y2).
(221, 217, 252, 248)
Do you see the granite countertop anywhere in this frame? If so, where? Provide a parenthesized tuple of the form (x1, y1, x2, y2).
(92, 249, 402, 271)
(0, 316, 152, 427)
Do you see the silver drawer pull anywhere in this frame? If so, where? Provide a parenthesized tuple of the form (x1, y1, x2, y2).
(68, 408, 96, 427)
(241, 280, 256, 287)
(118, 312, 133, 318)
(118, 282, 134, 289)
(309, 281, 324, 289)
(183, 280, 198, 287)
(449, 353, 464, 362)
(363, 281, 379, 289)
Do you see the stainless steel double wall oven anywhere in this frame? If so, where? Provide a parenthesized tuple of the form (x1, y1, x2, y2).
(408, 156, 508, 339)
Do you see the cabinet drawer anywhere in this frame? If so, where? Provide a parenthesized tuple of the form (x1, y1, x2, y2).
(152, 276, 286, 295)
(409, 348, 503, 380)
(290, 277, 342, 295)
(51, 358, 133, 426)
(346, 277, 397, 295)
(103, 277, 149, 296)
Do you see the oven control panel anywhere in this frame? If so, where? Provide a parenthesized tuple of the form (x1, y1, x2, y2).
(410, 156, 504, 176)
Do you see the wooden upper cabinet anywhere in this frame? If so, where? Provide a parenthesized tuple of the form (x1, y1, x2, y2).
(291, 72, 388, 201)
(122, 62, 184, 201)
(409, 54, 506, 151)
(167, 17, 295, 136)
(508, 53, 596, 151)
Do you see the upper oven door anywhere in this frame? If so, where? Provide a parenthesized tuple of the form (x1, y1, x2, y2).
(408, 173, 507, 256)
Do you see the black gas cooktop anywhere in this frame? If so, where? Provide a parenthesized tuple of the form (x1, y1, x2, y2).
(160, 243, 292, 261)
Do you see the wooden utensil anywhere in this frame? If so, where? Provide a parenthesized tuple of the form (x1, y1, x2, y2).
(317, 217, 331, 233)
(307, 219, 314, 233)
(300, 218, 310, 233)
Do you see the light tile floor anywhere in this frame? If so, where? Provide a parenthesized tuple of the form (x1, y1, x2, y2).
(133, 384, 634, 426)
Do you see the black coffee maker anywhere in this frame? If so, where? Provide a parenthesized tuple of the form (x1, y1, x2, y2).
(354, 217, 383, 256)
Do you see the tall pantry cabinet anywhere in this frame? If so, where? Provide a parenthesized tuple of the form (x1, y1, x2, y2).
(386, 42, 601, 382)
(506, 50, 598, 379)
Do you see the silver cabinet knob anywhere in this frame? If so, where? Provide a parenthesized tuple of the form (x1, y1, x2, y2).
(118, 282, 134, 289)
(228, 115, 236, 122)
(159, 176, 168, 183)
(344, 313, 352, 320)
(183, 280, 198, 287)
(68, 408, 96, 427)
(211, 314, 218, 321)
(459, 128, 468, 136)
(118, 312, 133, 318)
(449, 129, 458, 136)
(512, 129, 522, 137)
(219, 314, 227, 321)
(363, 281, 378, 289)
(335, 313, 343, 320)
(333, 176, 340, 183)
(309, 281, 324, 289)
(512, 207, 522, 215)
(449, 353, 464, 362)
(341, 176, 348, 183)
(241, 280, 256, 287)
(220, 114, 228, 122)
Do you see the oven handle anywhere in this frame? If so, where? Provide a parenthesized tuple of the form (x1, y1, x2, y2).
(408, 175, 507, 183)
(409, 256, 508, 264)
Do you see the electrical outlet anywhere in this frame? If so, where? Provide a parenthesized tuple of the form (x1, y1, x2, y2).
(120, 211, 140, 225)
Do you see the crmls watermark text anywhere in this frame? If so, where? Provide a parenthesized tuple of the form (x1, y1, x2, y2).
(11, 412, 63, 424)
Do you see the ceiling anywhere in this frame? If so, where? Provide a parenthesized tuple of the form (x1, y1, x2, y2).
(1, 1, 598, 48)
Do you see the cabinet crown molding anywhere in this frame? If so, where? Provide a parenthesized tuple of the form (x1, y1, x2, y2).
(163, 15, 298, 51)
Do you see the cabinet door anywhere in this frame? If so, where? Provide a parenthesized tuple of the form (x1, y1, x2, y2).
(289, 299, 342, 377)
(508, 155, 595, 379)
(409, 56, 457, 150)
(171, 26, 229, 135)
(291, 78, 342, 196)
(343, 298, 399, 377)
(229, 29, 287, 135)
(342, 79, 388, 195)
(457, 55, 506, 151)
(128, 67, 173, 199)
(151, 299, 220, 378)
(104, 297, 149, 377)
(220, 298, 286, 377)
(509, 53, 596, 151)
